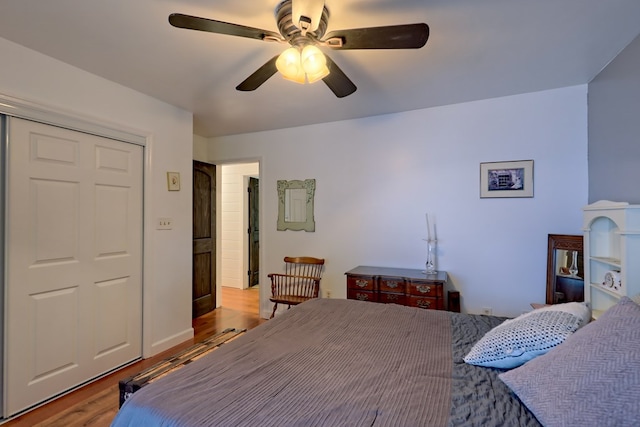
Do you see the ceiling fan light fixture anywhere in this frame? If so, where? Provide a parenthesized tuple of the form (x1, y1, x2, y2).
(305, 66, 330, 84)
(301, 45, 329, 82)
(276, 47, 306, 84)
(276, 45, 329, 84)
(301, 45, 325, 72)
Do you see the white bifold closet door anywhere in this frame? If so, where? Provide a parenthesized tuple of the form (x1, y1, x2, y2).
(4, 117, 143, 417)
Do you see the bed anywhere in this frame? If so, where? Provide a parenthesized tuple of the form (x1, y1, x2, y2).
(111, 297, 640, 427)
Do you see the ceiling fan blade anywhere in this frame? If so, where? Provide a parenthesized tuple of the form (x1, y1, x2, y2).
(323, 23, 429, 49)
(169, 13, 282, 41)
(236, 56, 279, 92)
(322, 55, 357, 98)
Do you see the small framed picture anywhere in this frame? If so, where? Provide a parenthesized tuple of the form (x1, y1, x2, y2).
(480, 160, 533, 198)
(167, 172, 180, 191)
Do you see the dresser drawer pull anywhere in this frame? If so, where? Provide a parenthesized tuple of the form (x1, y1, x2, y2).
(417, 299, 431, 308)
(386, 281, 399, 289)
(355, 279, 369, 288)
(417, 285, 431, 294)
(386, 294, 399, 301)
(356, 293, 369, 301)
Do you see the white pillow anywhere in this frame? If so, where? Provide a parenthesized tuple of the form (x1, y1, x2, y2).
(464, 302, 591, 369)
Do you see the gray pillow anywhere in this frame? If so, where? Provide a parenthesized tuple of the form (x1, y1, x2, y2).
(499, 297, 640, 427)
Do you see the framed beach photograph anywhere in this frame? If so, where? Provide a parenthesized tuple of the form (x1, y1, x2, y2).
(480, 160, 533, 198)
(167, 172, 181, 191)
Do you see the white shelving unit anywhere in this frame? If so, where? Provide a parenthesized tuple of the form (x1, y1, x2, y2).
(583, 200, 640, 319)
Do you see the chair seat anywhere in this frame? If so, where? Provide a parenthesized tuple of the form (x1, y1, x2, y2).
(269, 295, 312, 305)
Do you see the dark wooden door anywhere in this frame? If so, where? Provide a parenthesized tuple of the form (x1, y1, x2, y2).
(248, 177, 259, 287)
(193, 161, 216, 318)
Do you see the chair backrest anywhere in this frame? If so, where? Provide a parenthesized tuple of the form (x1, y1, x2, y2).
(269, 256, 324, 299)
(283, 256, 325, 280)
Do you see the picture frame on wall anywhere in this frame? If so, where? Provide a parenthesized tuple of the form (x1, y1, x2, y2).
(480, 160, 533, 198)
(167, 172, 180, 191)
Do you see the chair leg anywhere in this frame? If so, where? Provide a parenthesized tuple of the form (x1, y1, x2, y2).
(270, 302, 278, 319)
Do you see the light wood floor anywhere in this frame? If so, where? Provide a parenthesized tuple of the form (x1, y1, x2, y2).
(2, 286, 264, 427)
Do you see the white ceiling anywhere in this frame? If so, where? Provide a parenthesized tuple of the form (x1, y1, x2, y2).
(1, 0, 639, 137)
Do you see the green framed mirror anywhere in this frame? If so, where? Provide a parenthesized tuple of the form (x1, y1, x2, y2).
(277, 179, 316, 232)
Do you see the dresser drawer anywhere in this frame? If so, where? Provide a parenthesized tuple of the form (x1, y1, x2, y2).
(347, 275, 376, 292)
(379, 277, 406, 293)
(347, 289, 378, 302)
(407, 295, 444, 310)
(379, 292, 407, 305)
(407, 281, 443, 297)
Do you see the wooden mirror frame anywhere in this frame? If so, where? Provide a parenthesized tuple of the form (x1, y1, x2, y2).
(546, 234, 584, 304)
(277, 179, 316, 232)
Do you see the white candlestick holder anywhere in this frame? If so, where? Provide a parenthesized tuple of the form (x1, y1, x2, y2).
(424, 239, 437, 274)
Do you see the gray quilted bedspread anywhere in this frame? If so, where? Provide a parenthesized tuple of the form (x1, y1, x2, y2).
(448, 312, 541, 427)
(111, 298, 540, 427)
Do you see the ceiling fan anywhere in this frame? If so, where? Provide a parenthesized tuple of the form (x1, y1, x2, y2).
(169, 0, 429, 98)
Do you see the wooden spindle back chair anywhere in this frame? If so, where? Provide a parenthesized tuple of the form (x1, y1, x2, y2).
(268, 256, 325, 318)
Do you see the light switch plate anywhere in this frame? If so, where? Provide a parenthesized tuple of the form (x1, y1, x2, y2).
(157, 218, 173, 230)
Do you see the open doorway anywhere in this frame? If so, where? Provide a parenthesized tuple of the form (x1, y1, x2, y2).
(218, 163, 260, 315)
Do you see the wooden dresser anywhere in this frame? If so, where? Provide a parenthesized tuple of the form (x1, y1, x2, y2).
(345, 266, 459, 312)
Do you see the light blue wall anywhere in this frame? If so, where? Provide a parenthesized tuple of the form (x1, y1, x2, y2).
(588, 33, 640, 204)
(209, 86, 588, 318)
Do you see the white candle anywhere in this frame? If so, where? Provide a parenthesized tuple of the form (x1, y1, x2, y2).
(433, 220, 437, 241)
(426, 213, 432, 241)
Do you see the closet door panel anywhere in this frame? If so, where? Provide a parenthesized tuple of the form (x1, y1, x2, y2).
(5, 117, 143, 417)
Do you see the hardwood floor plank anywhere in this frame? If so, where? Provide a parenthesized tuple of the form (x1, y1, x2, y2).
(3, 286, 264, 427)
